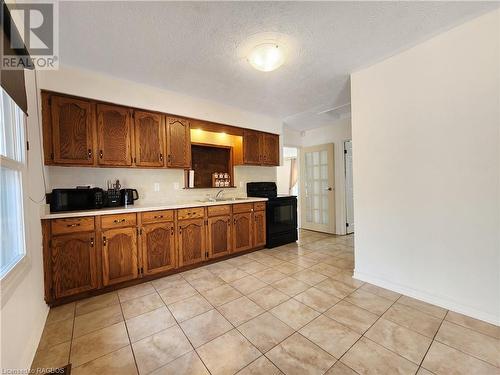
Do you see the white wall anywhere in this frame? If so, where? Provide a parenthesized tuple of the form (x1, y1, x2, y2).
(1, 71, 49, 369)
(300, 118, 352, 235)
(351, 9, 500, 324)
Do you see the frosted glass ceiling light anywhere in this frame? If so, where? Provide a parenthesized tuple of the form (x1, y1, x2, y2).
(248, 43, 285, 72)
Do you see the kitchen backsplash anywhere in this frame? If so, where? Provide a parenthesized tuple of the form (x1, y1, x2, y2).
(46, 166, 277, 204)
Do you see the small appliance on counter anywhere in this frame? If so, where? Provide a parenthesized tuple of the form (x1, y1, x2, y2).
(247, 182, 298, 248)
(49, 187, 104, 212)
(120, 189, 139, 206)
(48, 180, 139, 212)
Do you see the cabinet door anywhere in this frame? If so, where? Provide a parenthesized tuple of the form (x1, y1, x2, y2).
(232, 212, 253, 253)
(166, 117, 191, 168)
(102, 227, 138, 286)
(142, 222, 176, 275)
(243, 130, 262, 165)
(51, 95, 94, 165)
(97, 104, 132, 166)
(178, 219, 205, 267)
(51, 232, 97, 298)
(262, 133, 280, 166)
(253, 211, 266, 247)
(207, 215, 232, 259)
(134, 111, 165, 167)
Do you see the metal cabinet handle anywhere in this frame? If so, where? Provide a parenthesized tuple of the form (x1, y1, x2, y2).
(67, 223, 81, 227)
(159, 153, 163, 162)
(167, 154, 171, 163)
(113, 219, 126, 223)
(90, 237, 94, 247)
(171, 227, 174, 235)
(179, 228, 182, 234)
(87, 149, 92, 159)
(99, 150, 103, 159)
(153, 215, 164, 219)
(103, 236, 107, 246)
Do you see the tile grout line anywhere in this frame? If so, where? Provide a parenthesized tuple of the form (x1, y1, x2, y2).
(117, 294, 141, 375)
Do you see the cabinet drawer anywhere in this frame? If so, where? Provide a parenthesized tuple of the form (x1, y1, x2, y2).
(101, 213, 137, 229)
(254, 202, 266, 211)
(51, 217, 95, 235)
(232, 203, 253, 213)
(141, 210, 174, 224)
(207, 205, 231, 217)
(177, 207, 205, 220)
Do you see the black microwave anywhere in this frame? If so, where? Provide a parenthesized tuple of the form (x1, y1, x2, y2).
(49, 188, 104, 212)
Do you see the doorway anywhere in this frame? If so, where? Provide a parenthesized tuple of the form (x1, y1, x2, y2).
(300, 143, 335, 233)
(344, 140, 354, 233)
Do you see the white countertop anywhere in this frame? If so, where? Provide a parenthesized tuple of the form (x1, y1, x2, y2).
(41, 197, 268, 219)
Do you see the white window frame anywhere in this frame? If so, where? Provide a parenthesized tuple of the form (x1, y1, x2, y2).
(0, 88, 29, 291)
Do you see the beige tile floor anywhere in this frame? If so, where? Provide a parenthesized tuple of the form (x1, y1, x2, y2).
(32, 229, 500, 375)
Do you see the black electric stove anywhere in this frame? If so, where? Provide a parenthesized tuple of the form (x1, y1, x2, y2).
(247, 182, 298, 248)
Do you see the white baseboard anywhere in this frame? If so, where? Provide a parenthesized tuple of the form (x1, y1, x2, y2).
(353, 270, 500, 326)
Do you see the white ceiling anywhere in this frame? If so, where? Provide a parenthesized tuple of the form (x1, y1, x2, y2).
(58, 1, 497, 131)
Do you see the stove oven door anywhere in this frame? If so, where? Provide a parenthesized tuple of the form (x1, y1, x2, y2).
(267, 197, 297, 236)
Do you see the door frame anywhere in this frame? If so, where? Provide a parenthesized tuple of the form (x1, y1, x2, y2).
(343, 140, 354, 234)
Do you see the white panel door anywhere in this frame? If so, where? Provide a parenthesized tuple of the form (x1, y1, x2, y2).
(344, 140, 354, 234)
(300, 143, 335, 233)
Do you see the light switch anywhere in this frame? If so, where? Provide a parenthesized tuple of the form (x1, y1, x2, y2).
(154, 182, 160, 192)
(173, 182, 180, 190)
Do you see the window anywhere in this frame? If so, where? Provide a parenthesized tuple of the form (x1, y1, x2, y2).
(0, 88, 26, 278)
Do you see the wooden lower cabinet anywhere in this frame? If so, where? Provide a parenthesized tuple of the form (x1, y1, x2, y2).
(207, 215, 232, 258)
(178, 218, 206, 267)
(233, 212, 253, 253)
(43, 203, 268, 304)
(253, 210, 266, 248)
(142, 222, 176, 275)
(102, 227, 138, 286)
(51, 232, 98, 298)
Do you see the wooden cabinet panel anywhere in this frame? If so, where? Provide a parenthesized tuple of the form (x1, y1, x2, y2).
(232, 213, 252, 253)
(254, 202, 266, 211)
(51, 217, 95, 235)
(101, 213, 137, 229)
(178, 219, 205, 267)
(233, 203, 253, 214)
(51, 232, 97, 298)
(141, 210, 174, 224)
(177, 207, 205, 220)
(207, 215, 232, 259)
(207, 205, 231, 217)
(102, 227, 138, 286)
(262, 133, 279, 166)
(253, 211, 266, 248)
(134, 111, 165, 167)
(97, 104, 132, 166)
(243, 130, 262, 165)
(142, 222, 176, 275)
(166, 117, 191, 168)
(51, 96, 95, 165)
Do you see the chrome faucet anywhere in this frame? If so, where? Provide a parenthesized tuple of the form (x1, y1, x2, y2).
(215, 190, 224, 200)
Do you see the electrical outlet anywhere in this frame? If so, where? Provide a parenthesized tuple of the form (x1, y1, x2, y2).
(154, 182, 160, 192)
(173, 182, 180, 190)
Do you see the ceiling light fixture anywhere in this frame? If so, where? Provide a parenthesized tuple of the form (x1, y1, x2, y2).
(248, 43, 285, 72)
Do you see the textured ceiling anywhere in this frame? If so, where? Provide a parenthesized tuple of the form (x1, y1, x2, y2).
(58, 2, 497, 130)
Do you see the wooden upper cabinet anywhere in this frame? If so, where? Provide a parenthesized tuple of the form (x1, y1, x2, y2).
(207, 215, 232, 259)
(243, 130, 262, 165)
(51, 232, 97, 298)
(253, 210, 266, 248)
(142, 222, 176, 275)
(134, 111, 165, 167)
(166, 117, 191, 168)
(261, 133, 279, 166)
(232, 212, 253, 253)
(102, 227, 138, 286)
(178, 218, 205, 267)
(97, 104, 132, 166)
(50, 95, 95, 165)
